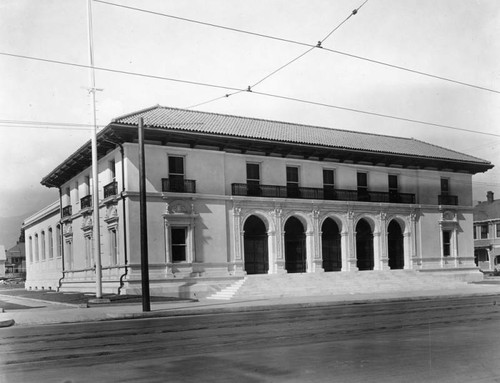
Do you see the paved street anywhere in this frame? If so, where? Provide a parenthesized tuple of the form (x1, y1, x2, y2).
(1, 295, 499, 383)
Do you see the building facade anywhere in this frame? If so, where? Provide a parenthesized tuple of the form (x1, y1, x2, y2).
(474, 191, 500, 272)
(23, 106, 494, 296)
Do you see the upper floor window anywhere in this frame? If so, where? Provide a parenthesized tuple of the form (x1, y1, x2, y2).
(441, 178, 450, 195)
(388, 175, 398, 202)
(357, 172, 369, 201)
(286, 166, 300, 198)
(168, 156, 185, 192)
(497, 223, 500, 238)
(480, 224, 488, 239)
(247, 163, 261, 196)
(323, 169, 335, 199)
(473, 226, 477, 239)
(109, 159, 116, 182)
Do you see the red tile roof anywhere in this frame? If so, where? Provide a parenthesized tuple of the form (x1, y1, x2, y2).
(113, 105, 491, 164)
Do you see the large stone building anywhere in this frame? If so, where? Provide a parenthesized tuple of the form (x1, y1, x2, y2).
(23, 106, 494, 296)
(474, 191, 500, 272)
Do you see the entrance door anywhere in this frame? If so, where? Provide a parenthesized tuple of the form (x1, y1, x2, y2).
(244, 216, 268, 274)
(356, 219, 374, 270)
(322, 218, 341, 271)
(285, 217, 306, 273)
(388, 220, 404, 269)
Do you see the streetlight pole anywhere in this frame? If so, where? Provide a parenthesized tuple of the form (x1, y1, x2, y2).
(87, 0, 102, 299)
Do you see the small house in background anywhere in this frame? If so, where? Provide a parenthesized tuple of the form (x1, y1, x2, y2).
(5, 242, 26, 277)
(474, 191, 500, 272)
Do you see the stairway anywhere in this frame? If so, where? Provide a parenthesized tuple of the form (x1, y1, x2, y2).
(206, 277, 247, 300)
(205, 270, 482, 300)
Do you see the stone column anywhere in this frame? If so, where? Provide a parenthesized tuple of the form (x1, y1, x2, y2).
(271, 208, 286, 274)
(346, 210, 358, 271)
(409, 211, 420, 269)
(310, 208, 323, 273)
(378, 212, 389, 270)
(232, 207, 245, 275)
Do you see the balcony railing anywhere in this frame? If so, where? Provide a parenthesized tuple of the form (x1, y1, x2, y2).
(232, 183, 416, 204)
(62, 205, 72, 218)
(104, 181, 118, 199)
(438, 194, 458, 205)
(80, 195, 92, 209)
(162, 178, 196, 193)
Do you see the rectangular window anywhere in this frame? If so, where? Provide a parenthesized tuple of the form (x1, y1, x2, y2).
(56, 225, 62, 258)
(66, 239, 73, 269)
(473, 226, 477, 240)
(388, 175, 399, 202)
(480, 224, 488, 239)
(110, 228, 118, 265)
(109, 160, 116, 181)
(85, 236, 93, 268)
(246, 163, 261, 196)
(323, 169, 335, 199)
(34, 234, 39, 262)
(496, 223, 500, 238)
(357, 172, 369, 201)
(286, 166, 300, 198)
(41, 231, 46, 261)
(48, 228, 54, 259)
(168, 156, 185, 192)
(171, 227, 187, 262)
(441, 178, 450, 195)
(29, 236, 33, 263)
(442, 230, 451, 257)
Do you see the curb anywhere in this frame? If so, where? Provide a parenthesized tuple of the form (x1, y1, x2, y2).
(102, 291, 500, 323)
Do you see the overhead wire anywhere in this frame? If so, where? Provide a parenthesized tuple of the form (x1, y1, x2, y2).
(1, 50, 499, 138)
(189, 0, 370, 108)
(92, 0, 500, 95)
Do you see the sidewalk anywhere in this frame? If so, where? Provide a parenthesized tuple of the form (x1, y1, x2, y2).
(1, 281, 499, 327)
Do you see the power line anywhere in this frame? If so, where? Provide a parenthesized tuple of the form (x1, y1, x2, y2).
(0, 52, 242, 93)
(2, 51, 499, 139)
(93, 0, 500, 95)
(251, 90, 500, 138)
(191, 0, 370, 107)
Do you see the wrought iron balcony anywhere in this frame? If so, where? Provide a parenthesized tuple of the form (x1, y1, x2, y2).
(231, 183, 416, 204)
(162, 178, 196, 193)
(103, 181, 118, 199)
(80, 195, 92, 209)
(438, 194, 458, 205)
(62, 205, 72, 218)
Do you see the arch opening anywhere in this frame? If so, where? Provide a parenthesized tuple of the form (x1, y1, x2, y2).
(388, 220, 404, 270)
(284, 216, 306, 273)
(322, 218, 341, 272)
(243, 215, 269, 274)
(356, 219, 374, 271)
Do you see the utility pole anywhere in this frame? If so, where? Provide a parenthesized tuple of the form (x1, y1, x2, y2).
(138, 117, 151, 312)
(87, 0, 102, 299)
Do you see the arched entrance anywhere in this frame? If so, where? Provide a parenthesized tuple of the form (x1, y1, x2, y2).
(322, 218, 341, 271)
(388, 220, 404, 269)
(244, 215, 269, 274)
(356, 219, 374, 271)
(285, 216, 306, 273)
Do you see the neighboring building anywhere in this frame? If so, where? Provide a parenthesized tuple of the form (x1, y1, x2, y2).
(0, 245, 5, 277)
(474, 191, 500, 271)
(4, 242, 26, 276)
(23, 106, 494, 296)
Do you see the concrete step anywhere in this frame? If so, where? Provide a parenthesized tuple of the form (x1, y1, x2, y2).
(206, 278, 247, 300)
(227, 270, 481, 300)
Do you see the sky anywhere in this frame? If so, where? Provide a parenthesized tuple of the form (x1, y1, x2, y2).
(0, 0, 499, 246)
